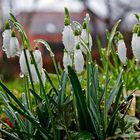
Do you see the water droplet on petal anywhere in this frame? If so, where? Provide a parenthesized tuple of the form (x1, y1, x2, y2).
(19, 72, 24, 78)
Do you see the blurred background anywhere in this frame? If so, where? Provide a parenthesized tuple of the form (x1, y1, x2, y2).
(0, 0, 140, 81)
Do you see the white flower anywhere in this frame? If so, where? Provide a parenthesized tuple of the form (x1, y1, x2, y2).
(33, 49, 43, 69)
(2, 29, 11, 58)
(131, 33, 140, 61)
(74, 49, 84, 73)
(30, 66, 46, 85)
(19, 49, 31, 75)
(62, 25, 75, 53)
(9, 37, 21, 57)
(117, 39, 127, 65)
(63, 52, 72, 72)
(80, 29, 92, 54)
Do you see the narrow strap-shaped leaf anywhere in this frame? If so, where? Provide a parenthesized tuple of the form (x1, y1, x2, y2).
(0, 129, 20, 140)
(0, 82, 29, 114)
(107, 70, 123, 112)
(58, 71, 67, 107)
(29, 89, 42, 103)
(45, 71, 58, 95)
(106, 82, 123, 136)
(68, 66, 90, 130)
(9, 103, 51, 139)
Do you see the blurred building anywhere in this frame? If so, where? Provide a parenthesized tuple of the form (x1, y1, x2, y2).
(0, 0, 140, 78)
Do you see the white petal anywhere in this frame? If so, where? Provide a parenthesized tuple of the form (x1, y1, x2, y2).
(63, 52, 72, 72)
(80, 29, 92, 54)
(62, 25, 75, 53)
(117, 40, 127, 64)
(30, 66, 46, 85)
(131, 33, 140, 61)
(33, 49, 43, 69)
(19, 50, 31, 75)
(2, 29, 11, 58)
(74, 49, 84, 73)
(9, 37, 21, 57)
(31, 64, 38, 84)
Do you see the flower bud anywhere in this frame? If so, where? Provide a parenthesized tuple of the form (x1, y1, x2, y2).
(74, 48, 84, 73)
(33, 49, 43, 70)
(19, 49, 31, 75)
(131, 32, 140, 61)
(117, 39, 127, 65)
(62, 25, 75, 53)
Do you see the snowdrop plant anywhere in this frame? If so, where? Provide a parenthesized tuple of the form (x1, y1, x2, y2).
(0, 8, 136, 140)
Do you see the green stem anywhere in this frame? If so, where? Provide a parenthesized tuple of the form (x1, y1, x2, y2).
(51, 54, 60, 82)
(23, 49, 35, 111)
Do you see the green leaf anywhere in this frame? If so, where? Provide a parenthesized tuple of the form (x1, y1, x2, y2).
(90, 64, 99, 104)
(109, 19, 121, 43)
(45, 71, 58, 95)
(9, 12, 17, 22)
(71, 131, 93, 140)
(58, 71, 67, 108)
(106, 82, 123, 136)
(68, 66, 90, 130)
(29, 89, 42, 103)
(8, 103, 51, 139)
(0, 82, 29, 114)
(107, 69, 123, 112)
(0, 129, 20, 140)
(134, 13, 140, 21)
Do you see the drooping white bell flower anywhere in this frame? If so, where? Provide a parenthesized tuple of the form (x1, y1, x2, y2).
(9, 36, 21, 57)
(33, 49, 43, 69)
(74, 47, 84, 74)
(117, 39, 127, 65)
(62, 25, 75, 53)
(19, 49, 31, 75)
(63, 51, 72, 72)
(2, 29, 11, 58)
(2, 21, 11, 58)
(81, 28, 92, 54)
(131, 33, 140, 61)
(30, 65, 46, 85)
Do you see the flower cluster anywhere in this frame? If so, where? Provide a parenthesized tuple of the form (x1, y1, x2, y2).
(2, 21, 46, 85)
(62, 8, 92, 74)
(115, 23, 140, 66)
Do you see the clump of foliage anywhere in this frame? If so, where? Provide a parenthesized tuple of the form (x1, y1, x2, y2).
(0, 8, 139, 140)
